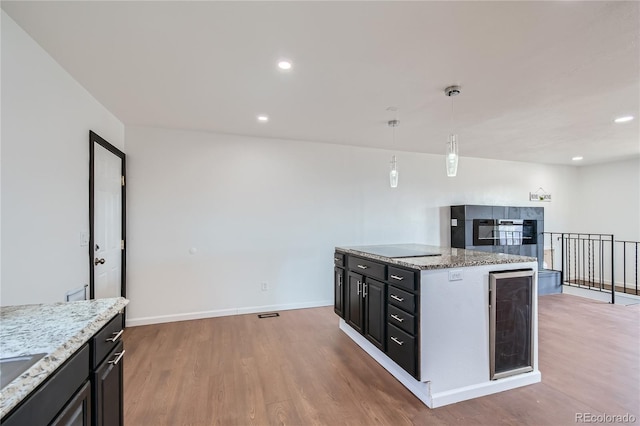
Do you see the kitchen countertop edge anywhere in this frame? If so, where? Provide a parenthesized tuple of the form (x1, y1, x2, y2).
(0, 297, 129, 419)
(336, 245, 537, 270)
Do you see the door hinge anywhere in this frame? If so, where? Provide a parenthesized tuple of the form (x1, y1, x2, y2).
(121, 240, 125, 250)
(121, 176, 125, 186)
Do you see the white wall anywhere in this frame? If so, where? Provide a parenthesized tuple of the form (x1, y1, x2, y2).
(125, 125, 579, 325)
(0, 12, 125, 305)
(573, 158, 640, 240)
(571, 158, 640, 288)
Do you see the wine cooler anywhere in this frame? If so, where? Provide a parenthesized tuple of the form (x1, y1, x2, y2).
(489, 269, 534, 380)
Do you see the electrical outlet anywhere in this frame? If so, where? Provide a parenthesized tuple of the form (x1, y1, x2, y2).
(448, 270, 463, 281)
(261, 282, 269, 291)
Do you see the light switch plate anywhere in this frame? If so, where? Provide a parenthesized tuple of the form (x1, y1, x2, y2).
(451, 219, 458, 226)
(80, 231, 90, 247)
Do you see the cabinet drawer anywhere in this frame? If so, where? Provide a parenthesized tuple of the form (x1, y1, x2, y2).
(334, 252, 345, 267)
(388, 304, 415, 335)
(388, 266, 416, 291)
(387, 324, 416, 377)
(347, 257, 386, 281)
(388, 286, 415, 313)
(92, 313, 124, 368)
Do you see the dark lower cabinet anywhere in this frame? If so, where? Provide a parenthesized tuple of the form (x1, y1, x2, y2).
(51, 381, 91, 426)
(346, 271, 364, 333)
(1, 345, 90, 426)
(335, 252, 420, 380)
(346, 269, 387, 352)
(364, 278, 386, 351)
(334, 252, 346, 318)
(93, 341, 124, 426)
(91, 313, 125, 426)
(0, 313, 124, 426)
(334, 266, 345, 318)
(387, 283, 420, 379)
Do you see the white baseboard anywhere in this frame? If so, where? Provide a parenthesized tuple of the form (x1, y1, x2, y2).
(126, 299, 333, 327)
(430, 371, 542, 408)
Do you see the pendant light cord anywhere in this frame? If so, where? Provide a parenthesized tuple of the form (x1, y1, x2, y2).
(392, 119, 396, 146)
(451, 96, 455, 134)
(388, 108, 399, 148)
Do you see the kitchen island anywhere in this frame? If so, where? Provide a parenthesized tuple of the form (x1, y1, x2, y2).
(0, 297, 128, 424)
(334, 244, 540, 408)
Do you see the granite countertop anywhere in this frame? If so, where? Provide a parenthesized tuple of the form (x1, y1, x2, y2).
(0, 297, 129, 419)
(336, 244, 537, 270)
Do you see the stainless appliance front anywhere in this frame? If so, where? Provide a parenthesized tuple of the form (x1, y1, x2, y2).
(473, 219, 537, 246)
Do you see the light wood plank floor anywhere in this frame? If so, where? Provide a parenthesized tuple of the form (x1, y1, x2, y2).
(123, 294, 640, 425)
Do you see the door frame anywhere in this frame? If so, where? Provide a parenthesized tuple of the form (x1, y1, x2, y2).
(89, 130, 126, 300)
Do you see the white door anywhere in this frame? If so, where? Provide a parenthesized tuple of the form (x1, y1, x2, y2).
(93, 143, 123, 299)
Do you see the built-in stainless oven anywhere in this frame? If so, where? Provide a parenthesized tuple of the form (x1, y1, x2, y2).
(473, 219, 536, 246)
(473, 219, 496, 246)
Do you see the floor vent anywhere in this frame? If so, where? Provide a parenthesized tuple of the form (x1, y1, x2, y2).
(257, 312, 280, 319)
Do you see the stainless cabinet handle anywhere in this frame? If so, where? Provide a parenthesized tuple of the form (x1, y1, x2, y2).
(390, 314, 404, 323)
(363, 283, 368, 298)
(357, 280, 361, 295)
(356, 264, 368, 270)
(390, 294, 404, 302)
(391, 337, 404, 346)
(390, 274, 404, 281)
(108, 350, 125, 365)
(334, 257, 339, 262)
(338, 274, 342, 287)
(106, 329, 124, 343)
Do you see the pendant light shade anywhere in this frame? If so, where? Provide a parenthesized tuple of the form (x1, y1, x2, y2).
(445, 85, 461, 177)
(388, 118, 399, 188)
(390, 155, 399, 188)
(446, 134, 459, 177)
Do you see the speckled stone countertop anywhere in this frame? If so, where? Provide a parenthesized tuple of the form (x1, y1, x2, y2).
(0, 297, 129, 419)
(336, 244, 537, 270)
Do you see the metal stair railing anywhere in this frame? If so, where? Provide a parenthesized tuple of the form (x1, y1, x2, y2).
(544, 232, 615, 304)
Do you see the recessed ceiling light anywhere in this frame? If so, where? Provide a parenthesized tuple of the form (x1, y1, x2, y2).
(614, 116, 634, 123)
(278, 60, 292, 70)
(572, 156, 583, 161)
(257, 115, 269, 122)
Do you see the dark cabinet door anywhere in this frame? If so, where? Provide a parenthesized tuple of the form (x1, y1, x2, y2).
(50, 381, 91, 426)
(364, 278, 386, 351)
(346, 271, 364, 333)
(93, 341, 124, 426)
(334, 266, 345, 318)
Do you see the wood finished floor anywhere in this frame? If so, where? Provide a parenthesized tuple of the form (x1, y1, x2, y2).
(123, 294, 640, 425)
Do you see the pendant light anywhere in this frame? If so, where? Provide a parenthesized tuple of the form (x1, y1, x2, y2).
(445, 85, 461, 177)
(388, 118, 399, 188)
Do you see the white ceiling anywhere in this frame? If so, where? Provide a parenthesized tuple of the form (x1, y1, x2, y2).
(2, 1, 639, 166)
